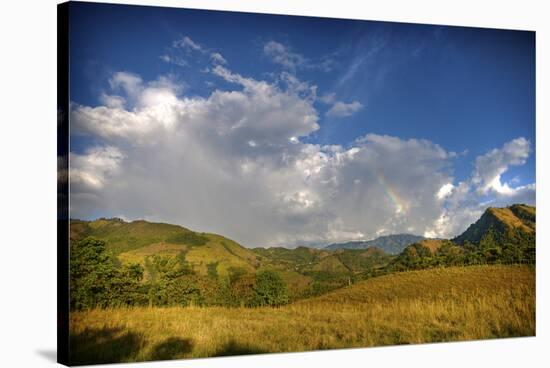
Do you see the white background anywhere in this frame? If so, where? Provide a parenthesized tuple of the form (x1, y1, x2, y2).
(0, 0, 547, 367)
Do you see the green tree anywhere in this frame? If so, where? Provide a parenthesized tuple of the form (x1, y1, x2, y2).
(70, 238, 116, 309)
(251, 270, 289, 307)
(70, 237, 145, 309)
(143, 253, 198, 306)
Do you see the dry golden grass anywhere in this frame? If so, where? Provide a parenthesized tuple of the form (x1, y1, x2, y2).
(69, 265, 535, 365)
(118, 242, 187, 264)
(488, 207, 534, 233)
(416, 239, 445, 253)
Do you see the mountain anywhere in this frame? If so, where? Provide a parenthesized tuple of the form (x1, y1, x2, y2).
(453, 204, 535, 245)
(69, 204, 535, 302)
(388, 204, 536, 270)
(252, 246, 391, 273)
(70, 218, 392, 299)
(70, 218, 260, 277)
(325, 234, 425, 254)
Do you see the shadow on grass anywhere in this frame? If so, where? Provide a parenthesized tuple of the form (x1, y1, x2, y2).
(69, 326, 144, 365)
(213, 340, 268, 357)
(150, 337, 194, 361)
(70, 327, 264, 363)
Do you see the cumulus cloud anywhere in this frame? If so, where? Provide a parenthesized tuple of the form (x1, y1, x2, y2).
(423, 138, 535, 239)
(472, 137, 531, 195)
(70, 146, 124, 192)
(436, 183, 454, 200)
(69, 61, 534, 247)
(320, 92, 363, 118)
(109, 71, 143, 97)
(69, 65, 459, 246)
(326, 100, 363, 118)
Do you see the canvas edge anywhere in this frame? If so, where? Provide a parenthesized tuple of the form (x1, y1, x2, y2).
(57, 1, 70, 366)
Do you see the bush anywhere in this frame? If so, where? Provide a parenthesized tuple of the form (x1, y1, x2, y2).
(251, 270, 289, 307)
(70, 237, 145, 309)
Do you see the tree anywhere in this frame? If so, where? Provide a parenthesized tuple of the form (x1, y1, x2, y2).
(143, 253, 198, 306)
(70, 237, 145, 309)
(251, 270, 289, 307)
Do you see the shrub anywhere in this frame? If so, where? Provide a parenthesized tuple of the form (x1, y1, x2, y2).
(251, 270, 289, 307)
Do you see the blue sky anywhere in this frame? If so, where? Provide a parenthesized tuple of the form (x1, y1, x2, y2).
(68, 2, 535, 246)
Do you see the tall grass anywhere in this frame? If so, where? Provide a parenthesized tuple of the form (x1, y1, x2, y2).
(69, 265, 535, 365)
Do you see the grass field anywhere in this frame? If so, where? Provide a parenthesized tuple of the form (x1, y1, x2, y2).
(69, 265, 535, 365)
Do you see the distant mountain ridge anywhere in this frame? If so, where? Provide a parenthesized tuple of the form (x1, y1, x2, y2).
(68, 203, 535, 305)
(325, 234, 426, 254)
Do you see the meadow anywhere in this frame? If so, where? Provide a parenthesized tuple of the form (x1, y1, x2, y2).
(69, 265, 535, 365)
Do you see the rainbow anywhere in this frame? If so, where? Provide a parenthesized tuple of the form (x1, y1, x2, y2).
(376, 171, 409, 214)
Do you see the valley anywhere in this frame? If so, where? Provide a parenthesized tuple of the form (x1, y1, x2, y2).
(68, 204, 536, 364)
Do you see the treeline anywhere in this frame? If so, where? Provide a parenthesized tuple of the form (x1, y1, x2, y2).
(70, 224, 535, 310)
(381, 227, 535, 274)
(70, 238, 289, 310)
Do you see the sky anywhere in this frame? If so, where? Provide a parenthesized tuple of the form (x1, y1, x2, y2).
(67, 2, 536, 248)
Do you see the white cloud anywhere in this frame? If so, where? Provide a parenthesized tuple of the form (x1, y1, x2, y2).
(69, 63, 534, 247)
(163, 36, 228, 68)
(278, 71, 317, 102)
(99, 93, 125, 109)
(160, 54, 188, 67)
(109, 72, 143, 98)
(423, 138, 535, 239)
(319, 93, 336, 105)
(436, 183, 454, 200)
(326, 100, 363, 118)
(173, 36, 203, 52)
(210, 52, 227, 65)
(263, 41, 336, 72)
(70, 146, 124, 191)
(264, 41, 305, 71)
(472, 137, 531, 195)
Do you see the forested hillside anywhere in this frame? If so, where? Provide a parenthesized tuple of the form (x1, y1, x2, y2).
(68, 204, 535, 311)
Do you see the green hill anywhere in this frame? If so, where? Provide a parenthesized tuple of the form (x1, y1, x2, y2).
(69, 204, 534, 305)
(388, 204, 536, 270)
(70, 218, 392, 299)
(251, 246, 390, 272)
(70, 218, 204, 254)
(251, 246, 392, 297)
(70, 218, 260, 277)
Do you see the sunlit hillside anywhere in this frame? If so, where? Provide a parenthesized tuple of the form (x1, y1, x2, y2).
(69, 265, 535, 365)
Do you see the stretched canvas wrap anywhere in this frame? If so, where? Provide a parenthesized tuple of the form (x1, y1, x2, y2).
(57, 1, 536, 366)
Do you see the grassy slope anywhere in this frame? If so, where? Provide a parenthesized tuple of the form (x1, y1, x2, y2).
(70, 219, 196, 254)
(454, 204, 535, 244)
(252, 246, 391, 273)
(70, 219, 391, 296)
(251, 246, 392, 297)
(183, 234, 259, 276)
(71, 219, 260, 277)
(69, 265, 535, 364)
